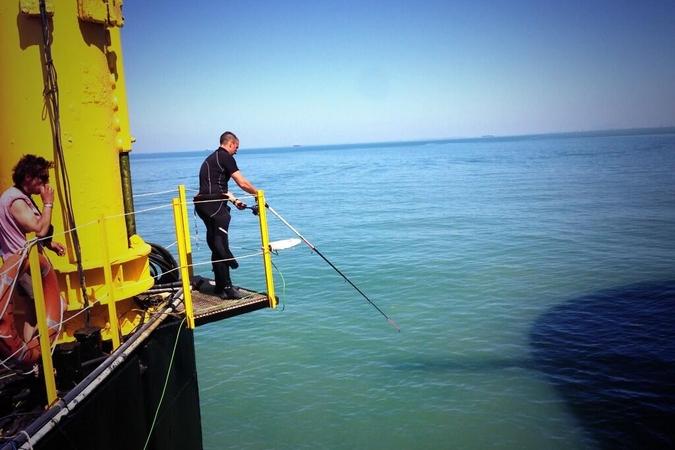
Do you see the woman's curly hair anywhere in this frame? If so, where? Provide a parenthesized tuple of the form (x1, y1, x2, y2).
(12, 154, 54, 185)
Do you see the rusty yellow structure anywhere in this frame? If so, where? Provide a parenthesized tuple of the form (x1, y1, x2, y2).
(0, 0, 153, 344)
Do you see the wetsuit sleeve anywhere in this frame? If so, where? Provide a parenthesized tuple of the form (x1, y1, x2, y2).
(223, 153, 239, 175)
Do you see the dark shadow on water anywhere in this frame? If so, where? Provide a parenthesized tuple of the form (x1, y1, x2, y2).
(530, 280, 675, 450)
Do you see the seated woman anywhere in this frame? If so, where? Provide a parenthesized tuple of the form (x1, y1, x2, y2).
(0, 154, 65, 364)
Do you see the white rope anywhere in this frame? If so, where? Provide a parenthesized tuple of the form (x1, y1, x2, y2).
(0, 429, 36, 450)
(30, 202, 173, 242)
(0, 190, 267, 367)
(0, 247, 30, 321)
(31, 191, 260, 242)
(0, 245, 264, 369)
(191, 193, 256, 206)
(133, 189, 178, 198)
(0, 343, 26, 370)
(191, 198, 230, 205)
(0, 247, 29, 276)
(132, 186, 201, 198)
(19, 429, 34, 450)
(188, 251, 262, 268)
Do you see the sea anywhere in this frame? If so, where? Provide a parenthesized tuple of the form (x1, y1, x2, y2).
(130, 130, 675, 450)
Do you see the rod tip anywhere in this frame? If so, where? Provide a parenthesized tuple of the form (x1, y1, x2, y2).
(387, 318, 401, 332)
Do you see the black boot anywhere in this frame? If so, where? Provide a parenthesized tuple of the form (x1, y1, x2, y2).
(220, 286, 243, 300)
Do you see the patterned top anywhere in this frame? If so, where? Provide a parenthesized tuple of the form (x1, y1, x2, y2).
(0, 186, 40, 258)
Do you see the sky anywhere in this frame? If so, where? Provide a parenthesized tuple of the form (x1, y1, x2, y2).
(120, 0, 675, 152)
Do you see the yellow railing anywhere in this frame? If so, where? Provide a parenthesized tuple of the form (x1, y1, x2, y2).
(171, 185, 278, 329)
(28, 233, 57, 405)
(172, 191, 195, 329)
(256, 190, 277, 308)
(26, 185, 277, 406)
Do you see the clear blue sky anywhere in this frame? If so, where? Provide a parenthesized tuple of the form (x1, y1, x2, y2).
(121, 0, 675, 152)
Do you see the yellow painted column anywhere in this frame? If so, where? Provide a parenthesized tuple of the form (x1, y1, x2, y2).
(27, 234, 57, 405)
(173, 197, 195, 329)
(99, 217, 121, 349)
(178, 185, 194, 281)
(256, 191, 277, 308)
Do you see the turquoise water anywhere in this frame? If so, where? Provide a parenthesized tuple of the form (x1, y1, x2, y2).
(132, 132, 675, 449)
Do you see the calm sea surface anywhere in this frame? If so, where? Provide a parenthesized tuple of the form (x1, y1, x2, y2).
(131, 132, 675, 450)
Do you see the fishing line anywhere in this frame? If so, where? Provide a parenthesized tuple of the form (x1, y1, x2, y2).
(258, 204, 400, 332)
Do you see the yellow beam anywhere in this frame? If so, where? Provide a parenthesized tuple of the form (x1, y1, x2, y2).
(256, 191, 277, 308)
(27, 234, 57, 405)
(178, 185, 194, 281)
(99, 217, 121, 349)
(173, 197, 195, 329)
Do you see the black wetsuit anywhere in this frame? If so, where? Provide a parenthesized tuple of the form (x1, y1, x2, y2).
(194, 148, 239, 291)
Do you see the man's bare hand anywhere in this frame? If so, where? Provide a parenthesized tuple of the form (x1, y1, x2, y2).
(48, 241, 66, 256)
(40, 184, 55, 204)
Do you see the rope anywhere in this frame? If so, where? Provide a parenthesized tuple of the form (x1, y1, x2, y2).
(271, 260, 286, 311)
(132, 186, 203, 198)
(0, 193, 270, 366)
(132, 188, 256, 202)
(0, 248, 29, 321)
(142, 317, 186, 450)
(0, 248, 29, 277)
(19, 430, 33, 450)
(39, 0, 91, 316)
(20, 190, 260, 244)
(132, 189, 178, 198)
(188, 251, 262, 268)
(0, 261, 186, 368)
(0, 244, 36, 368)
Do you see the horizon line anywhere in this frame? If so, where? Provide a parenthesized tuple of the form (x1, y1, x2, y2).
(132, 125, 675, 154)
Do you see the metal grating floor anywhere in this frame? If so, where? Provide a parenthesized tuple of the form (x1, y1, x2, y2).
(189, 278, 271, 326)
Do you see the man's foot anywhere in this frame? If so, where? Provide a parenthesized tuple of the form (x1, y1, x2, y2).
(219, 286, 243, 300)
(192, 275, 207, 291)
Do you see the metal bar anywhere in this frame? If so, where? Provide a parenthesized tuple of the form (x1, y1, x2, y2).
(178, 184, 194, 281)
(256, 190, 276, 308)
(172, 197, 195, 329)
(118, 152, 136, 237)
(98, 217, 121, 349)
(27, 234, 57, 405)
(11, 292, 185, 449)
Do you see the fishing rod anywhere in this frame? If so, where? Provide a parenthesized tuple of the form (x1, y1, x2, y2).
(246, 203, 400, 332)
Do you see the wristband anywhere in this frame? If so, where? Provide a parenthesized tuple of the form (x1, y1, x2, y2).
(44, 203, 53, 208)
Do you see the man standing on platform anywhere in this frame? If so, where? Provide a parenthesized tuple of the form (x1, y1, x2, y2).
(194, 131, 259, 299)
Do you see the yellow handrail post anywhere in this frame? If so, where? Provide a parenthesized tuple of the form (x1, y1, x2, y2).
(178, 184, 194, 281)
(173, 197, 195, 329)
(27, 234, 57, 405)
(98, 217, 121, 350)
(256, 191, 277, 308)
